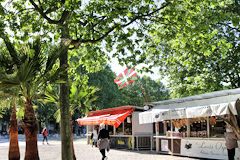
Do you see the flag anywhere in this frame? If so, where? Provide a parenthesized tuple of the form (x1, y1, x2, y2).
(114, 67, 138, 89)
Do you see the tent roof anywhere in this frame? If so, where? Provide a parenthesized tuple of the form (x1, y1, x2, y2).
(88, 106, 144, 117)
(150, 88, 240, 107)
(139, 88, 240, 124)
(88, 106, 138, 117)
(77, 106, 135, 128)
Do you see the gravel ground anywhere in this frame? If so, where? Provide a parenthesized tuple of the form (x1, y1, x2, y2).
(0, 139, 201, 160)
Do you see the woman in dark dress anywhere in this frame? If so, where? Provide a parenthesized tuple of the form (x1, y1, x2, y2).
(97, 123, 110, 160)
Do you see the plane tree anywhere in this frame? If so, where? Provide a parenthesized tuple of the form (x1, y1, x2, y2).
(0, 1, 173, 159)
(142, 0, 240, 98)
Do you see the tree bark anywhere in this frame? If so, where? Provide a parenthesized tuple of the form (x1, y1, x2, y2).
(59, 24, 73, 160)
(8, 106, 20, 160)
(22, 98, 39, 160)
(70, 116, 76, 160)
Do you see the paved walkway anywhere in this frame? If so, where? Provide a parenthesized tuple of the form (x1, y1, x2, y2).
(0, 139, 200, 160)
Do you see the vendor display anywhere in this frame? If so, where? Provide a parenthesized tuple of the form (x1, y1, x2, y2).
(77, 106, 153, 151)
(210, 116, 226, 138)
(164, 119, 187, 138)
(173, 119, 187, 137)
(115, 115, 132, 135)
(189, 117, 207, 137)
(139, 88, 240, 160)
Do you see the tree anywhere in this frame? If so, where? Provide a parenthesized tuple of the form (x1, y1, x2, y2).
(0, 37, 62, 160)
(3, 1, 172, 159)
(88, 65, 122, 109)
(0, 89, 21, 160)
(88, 65, 169, 107)
(35, 101, 58, 133)
(8, 104, 20, 160)
(44, 82, 99, 160)
(0, 42, 22, 160)
(119, 76, 169, 106)
(143, 0, 240, 98)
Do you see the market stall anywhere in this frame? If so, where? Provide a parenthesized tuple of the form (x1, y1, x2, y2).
(77, 106, 153, 150)
(139, 88, 240, 159)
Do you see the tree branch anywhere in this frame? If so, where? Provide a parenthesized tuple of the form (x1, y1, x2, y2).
(29, 0, 70, 25)
(44, 7, 59, 14)
(70, 2, 171, 49)
(37, 0, 43, 10)
(58, 10, 71, 24)
(29, 0, 60, 24)
(218, 22, 240, 32)
(69, 26, 116, 49)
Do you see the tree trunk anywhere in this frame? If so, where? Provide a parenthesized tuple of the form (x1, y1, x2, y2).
(8, 106, 20, 160)
(59, 28, 73, 160)
(70, 116, 76, 160)
(22, 98, 39, 160)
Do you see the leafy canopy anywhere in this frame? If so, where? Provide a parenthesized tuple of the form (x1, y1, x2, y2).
(143, 0, 240, 98)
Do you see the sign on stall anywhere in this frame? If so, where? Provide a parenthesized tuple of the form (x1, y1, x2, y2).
(161, 140, 168, 152)
(181, 139, 240, 160)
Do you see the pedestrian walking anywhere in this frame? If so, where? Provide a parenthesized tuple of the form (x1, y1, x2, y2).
(225, 123, 238, 160)
(91, 126, 98, 147)
(97, 123, 110, 160)
(42, 127, 49, 145)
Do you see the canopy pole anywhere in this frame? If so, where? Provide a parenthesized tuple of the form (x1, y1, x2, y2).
(187, 119, 190, 137)
(132, 113, 135, 150)
(155, 122, 159, 152)
(114, 126, 116, 135)
(207, 116, 210, 138)
(170, 119, 173, 155)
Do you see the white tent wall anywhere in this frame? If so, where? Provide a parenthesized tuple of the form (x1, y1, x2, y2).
(132, 112, 154, 150)
(132, 112, 153, 135)
(139, 108, 169, 124)
(186, 105, 212, 118)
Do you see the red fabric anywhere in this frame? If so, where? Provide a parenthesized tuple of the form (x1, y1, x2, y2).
(88, 106, 134, 117)
(77, 114, 110, 126)
(102, 108, 134, 128)
(43, 130, 48, 136)
(114, 67, 138, 89)
(77, 106, 135, 128)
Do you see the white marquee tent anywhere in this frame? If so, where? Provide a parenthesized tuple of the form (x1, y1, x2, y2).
(139, 88, 240, 124)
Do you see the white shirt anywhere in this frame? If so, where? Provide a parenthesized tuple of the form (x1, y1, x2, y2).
(93, 129, 98, 140)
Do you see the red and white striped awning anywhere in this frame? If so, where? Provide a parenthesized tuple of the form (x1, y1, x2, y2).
(77, 106, 135, 128)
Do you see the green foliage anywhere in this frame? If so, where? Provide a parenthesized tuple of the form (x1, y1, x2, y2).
(0, 74, 25, 119)
(70, 82, 100, 115)
(143, 0, 240, 98)
(34, 101, 57, 125)
(43, 81, 100, 121)
(0, 106, 6, 118)
(0, 37, 68, 99)
(69, 44, 108, 74)
(88, 65, 169, 108)
(119, 76, 169, 106)
(0, 107, 11, 122)
(0, 1, 194, 159)
(1, 0, 172, 68)
(88, 65, 122, 109)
